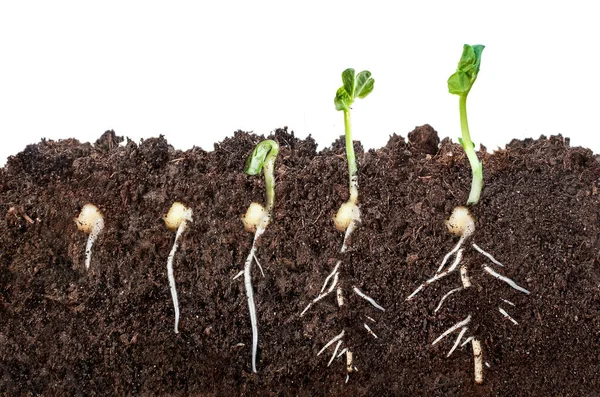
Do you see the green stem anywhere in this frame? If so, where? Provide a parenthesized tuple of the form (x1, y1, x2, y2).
(262, 140, 279, 214)
(459, 95, 482, 205)
(344, 110, 358, 203)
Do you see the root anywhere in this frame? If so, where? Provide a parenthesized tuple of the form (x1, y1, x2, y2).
(407, 249, 464, 300)
(482, 265, 530, 294)
(447, 326, 468, 357)
(472, 243, 504, 267)
(363, 323, 378, 339)
(498, 307, 519, 326)
(328, 340, 343, 367)
(317, 330, 345, 356)
(167, 221, 188, 334)
(437, 234, 467, 273)
(243, 225, 266, 373)
(352, 287, 385, 311)
(300, 272, 339, 317)
(336, 286, 345, 307)
(434, 287, 463, 313)
(341, 220, 357, 253)
(473, 339, 484, 384)
(85, 218, 104, 270)
(432, 315, 472, 346)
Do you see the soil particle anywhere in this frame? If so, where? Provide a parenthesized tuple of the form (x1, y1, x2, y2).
(1, 126, 600, 396)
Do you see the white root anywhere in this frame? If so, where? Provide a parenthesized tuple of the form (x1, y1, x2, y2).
(300, 272, 339, 317)
(407, 249, 464, 300)
(501, 298, 515, 306)
(461, 336, 474, 347)
(352, 287, 385, 311)
(337, 348, 348, 358)
(244, 225, 265, 373)
(363, 323, 378, 339)
(473, 339, 484, 384)
(233, 270, 244, 280)
(317, 330, 345, 356)
(167, 220, 187, 334)
(447, 326, 468, 357)
(337, 286, 345, 307)
(434, 287, 463, 313)
(498, 307, 519, 326)
(85, 218, 104, 270)
(432, 315, 472, 346)
(327, 340, 343, 367)
(366, 316, 376, 323)
(253, 252, 265, 277)
(341, 220, 357, 253)
(482, 265, 530, 295)
(320, 261, 342, 294)
(472, 243, 504, 267)
(437, 234, 467, 273)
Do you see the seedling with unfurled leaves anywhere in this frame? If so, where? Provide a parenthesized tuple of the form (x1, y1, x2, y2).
(233, 139, 279, 373)
(300, 69, 384, 382)
(163, 202, 193, 334)
(407, 45, 530, 385)
(74, 203, 105, 270)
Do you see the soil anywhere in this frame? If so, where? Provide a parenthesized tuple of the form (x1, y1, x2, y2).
(1, 125, 599, 396)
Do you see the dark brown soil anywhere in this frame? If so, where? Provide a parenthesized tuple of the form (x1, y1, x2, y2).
(1, 126, 599, 396)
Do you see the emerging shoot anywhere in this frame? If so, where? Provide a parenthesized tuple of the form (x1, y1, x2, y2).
(74, 203, 105, 270)
(333, 68, 374, 234)
(300, 69, 382, 381)
(238, 139, 279, 373)
(163, 202, 193, 334)
(448, 44, 485, 205)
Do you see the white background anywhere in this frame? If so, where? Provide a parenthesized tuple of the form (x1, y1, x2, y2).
(1, 1, 598, 165)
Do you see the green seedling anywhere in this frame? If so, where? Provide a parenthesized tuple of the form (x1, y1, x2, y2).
(407, 48, 531, 385)
(333, 68, 374, 250)
(448, 44, 485, 205)
(234, 139, 279, 373)
(74, 203, 105, 271)
(301, 69, 384, 382)
(163, 202, 193, 334)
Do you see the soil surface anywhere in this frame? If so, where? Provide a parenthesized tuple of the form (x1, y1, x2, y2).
(1, 126, 599, 396)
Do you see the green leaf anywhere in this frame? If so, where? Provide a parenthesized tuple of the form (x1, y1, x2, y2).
(355, 71, 374, 99)
(342, 68, 355, 98)
(334, 86, 353, 111)
(244, 141, 272, 175)
(448, 44, 485, 96)
(334, 68, 375, 111)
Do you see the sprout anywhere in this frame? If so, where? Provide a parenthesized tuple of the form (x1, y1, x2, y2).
(448, 44, 485, 205)
(74, 203, 104, 270)
(300, 69, 382, 381)
(237, 139, 279, 373)
(163, 201, 193, 334)
(333, 68, 374, 233)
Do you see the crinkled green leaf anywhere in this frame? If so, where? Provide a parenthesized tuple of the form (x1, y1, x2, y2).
(335, 68, 374, 111)
(244, 141, 273, 175)
(448, 44, 485, 96)
(334, 86, 353, 111)
(355, 71, 374, 99)
(342, 68, 355, 98)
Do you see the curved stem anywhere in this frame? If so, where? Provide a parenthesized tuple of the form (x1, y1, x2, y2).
(262, 141, 279, 214)
(344, 110, 358, 204)
(459, 95, 482, 205)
